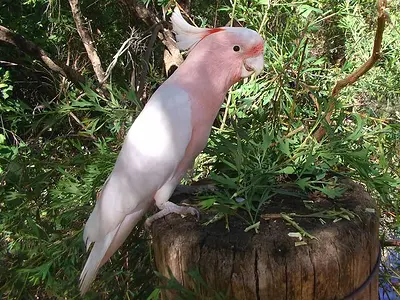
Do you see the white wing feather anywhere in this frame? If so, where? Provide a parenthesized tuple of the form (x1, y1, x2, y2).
(80, 84, 192, 294)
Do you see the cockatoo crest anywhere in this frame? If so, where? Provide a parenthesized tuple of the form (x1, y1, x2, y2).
(171, 8, 224, 51)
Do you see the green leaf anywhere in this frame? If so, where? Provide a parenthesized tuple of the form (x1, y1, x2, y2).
(279, 139, 291, 156)
(296, 177, 310, 190)
(311, 185, 345, 199)
(347, 114, 364, 141)
(262, 89, 275, 105)
(211, 174, 238, 189)
(199, 197, 217, 209)
(278, 166, 295, 174)
(298, 4, 323, 18)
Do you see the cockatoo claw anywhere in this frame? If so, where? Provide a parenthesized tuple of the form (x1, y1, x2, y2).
(145, 201, 200, 230)
(191, 207, 201, 221)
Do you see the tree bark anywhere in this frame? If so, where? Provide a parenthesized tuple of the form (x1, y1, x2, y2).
(68, 0, 106, 84)
(160, 29, 184, 77)
(151, 180, 380, 300)
(0, 25, 86, 87)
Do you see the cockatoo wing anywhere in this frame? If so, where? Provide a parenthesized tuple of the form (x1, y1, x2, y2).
(79, 84, 192, 294)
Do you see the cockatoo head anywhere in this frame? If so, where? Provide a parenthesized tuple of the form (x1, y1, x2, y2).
(171, 8, 264, 83)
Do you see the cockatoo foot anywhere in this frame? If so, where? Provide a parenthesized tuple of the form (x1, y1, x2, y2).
(145, 201, 200, 229)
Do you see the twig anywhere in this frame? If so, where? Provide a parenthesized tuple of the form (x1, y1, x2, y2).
(262, 209, 355, 221)
(137, 24, 162, 100)
(286, 125, 305, 138)
(290, 38, 308, 120)
(68, 0, 106, 84)
(130, 60, 136, 90)
(313, 0, 387, 141)
(124, 1, 183, 76)
(342, 110, 389, 124)
(176, 0, 192, 14)
(174, 2, 196, 25)
(258, 1, 271, 35)
(332, 1, 386, 97)
(0, 60, 18, 67)
(219, 1, 239, 130)
(230, 0, 238, 27)
(301, 82, 320, 112)
(283, 20, 311, 71)
(0, 25, 86, 87)
(268, 124, 305, 148)
(69, 111, 96, 140)
(260, 213, 282, 220)
(219, 90, 232, 130)
(101, 28, 147, 85)
(281, 213, 317, 240)
(382, 239, 400, 247)
(213, 0, 220, 28)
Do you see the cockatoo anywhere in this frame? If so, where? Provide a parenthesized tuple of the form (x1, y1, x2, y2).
(79, 7, 264, 294)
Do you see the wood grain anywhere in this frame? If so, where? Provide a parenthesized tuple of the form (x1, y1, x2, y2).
(151, 180, 379, 300)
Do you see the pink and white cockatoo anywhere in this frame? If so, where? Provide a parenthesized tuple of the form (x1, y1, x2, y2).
(79, 7, 264, 294)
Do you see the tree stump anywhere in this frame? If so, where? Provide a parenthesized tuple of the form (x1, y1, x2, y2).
(151, 180, 380, 300)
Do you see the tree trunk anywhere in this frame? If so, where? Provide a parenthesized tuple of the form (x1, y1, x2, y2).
(151, 180, 379, 300)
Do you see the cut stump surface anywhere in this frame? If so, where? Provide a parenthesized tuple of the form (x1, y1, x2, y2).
(151, 180, 379, 300)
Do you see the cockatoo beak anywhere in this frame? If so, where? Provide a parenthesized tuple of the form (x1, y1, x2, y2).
(242, 54, 264, 77)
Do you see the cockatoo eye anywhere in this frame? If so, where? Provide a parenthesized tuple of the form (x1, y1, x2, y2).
(233, 45, 241, 52)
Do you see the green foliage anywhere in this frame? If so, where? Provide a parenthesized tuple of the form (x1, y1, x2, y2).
(0, 70, 154, 298)
(191, 0, 399, 230)
(0, 0, 399, 298)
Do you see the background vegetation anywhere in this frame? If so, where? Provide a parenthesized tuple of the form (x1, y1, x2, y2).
(0, 0, 399, 299)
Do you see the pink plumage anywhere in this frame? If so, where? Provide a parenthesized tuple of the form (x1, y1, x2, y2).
(79, 7, 264, 294)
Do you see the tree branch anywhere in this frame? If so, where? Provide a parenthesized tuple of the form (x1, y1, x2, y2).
(68, 0, 106, 84)
(137, 24, 162, 100)
(382, 239, 400, 247)
(313, 0, 387, 141)
(122, 0, 184, 76)
(159, 27, 184, 77)
(0, 25, 86, 87)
